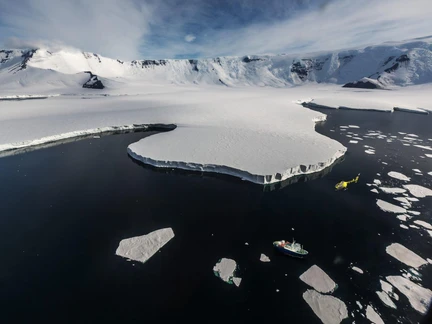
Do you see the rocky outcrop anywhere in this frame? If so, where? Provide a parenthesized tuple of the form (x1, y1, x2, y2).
(82, 71, 104, 89)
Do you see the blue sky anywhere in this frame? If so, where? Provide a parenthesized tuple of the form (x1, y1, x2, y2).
(0, 0, 431, 60)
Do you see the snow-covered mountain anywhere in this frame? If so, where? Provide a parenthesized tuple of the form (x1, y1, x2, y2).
(1, 36, 432, 92)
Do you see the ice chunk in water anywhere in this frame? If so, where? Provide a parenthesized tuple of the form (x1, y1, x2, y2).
(386, 243, 428, 268)
(213, 258, 241, 286)
(300, 265, 337, 293)
(303, 289, 348, 324)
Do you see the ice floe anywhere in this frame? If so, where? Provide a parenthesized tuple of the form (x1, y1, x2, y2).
(365, 305, 384, 324)
(393, 197, 410, 205)
(373, 179, 382, 186)
(213, 258, 242, 286)
(407, 210, 421, 216)
(351, 266, 364, 274)
(379, 187, 406, 194)
(400, 224, 409, 229)
(426, 154, 432, 158)
(409, 225, 420, 229)
(385, 243, 428, 268)
(414, 145, 432, 151)
(413, 220, 432, 229)
(386, 276, 432, 314)
(115, 228, 175, 264)
(299, 265, 337, 294)
(387, 171, 410, 181)
(365, 150, 375, 155)
(260, 254, 271, 262)
(380, 279, 399, 300)
(376, 291, 397, 309)
(376, 199, 406, 213)
(303, 289, 348, 324)
(396, 214, 409, 221)
(348, 125, 360, 128)
(406, 197, 419, 202)
(356, 301, 363, 309)
(371, 188, 379, 194)
(412, 168, 422, 173)
(349, 140, 358, 144)
(403, 184, 432, 198)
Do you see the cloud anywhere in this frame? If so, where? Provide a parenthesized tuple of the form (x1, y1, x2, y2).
(184, 34, 196, 42)
(0, 0, 431, 60)
(0, 0, 152, 60)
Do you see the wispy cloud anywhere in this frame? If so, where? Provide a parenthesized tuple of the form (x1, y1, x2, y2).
(0, 0, 431, 60)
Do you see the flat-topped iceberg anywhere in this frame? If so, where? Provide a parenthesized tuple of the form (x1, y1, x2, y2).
(115, 228, 175, 264)
(376, 199, 406, 213)
(300, 265, 337, 294)
(388, 171, 410, 181)
(366, 305, 384, 324)
(213, 258, 241, 287)
(385, 243, 428, 268)
(303, 289, 348, 324)
(379, 187, 406, 194)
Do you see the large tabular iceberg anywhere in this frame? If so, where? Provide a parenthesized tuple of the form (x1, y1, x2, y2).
(385, 243, 428, 268)
(299, 265, 337, 294)
(302, 289, 348, 324)
(115, 228, 175, 263)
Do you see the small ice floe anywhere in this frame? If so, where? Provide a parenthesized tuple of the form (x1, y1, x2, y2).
(412, 168, 422, 173)
(356, 301, 363, 309)
(340, 126, 349, 129)
(348, 125, 360, 128)
(398, 132, 407, 135)
(350, 266, 364, 274)
(260, 253, 271, 262)
(407, 134, 419, 137)
(349, 140, 358, 144)
(371, 188, 379, 194)
(387, 171, 410, 181)
(373, 179, 381, 186)
(379, 187, 406, 194)
(299, 265, 337, 294)
(409, 225, 420, 229)
(376, 199, 406, 213)
(426, 154, 432, 158)
(414, 144, 432, 151)
(400, 224, 409, 229)
(365, 149, 375, 155)
(353, 137, 363, 141)
(346, 135, 352, 138)
(428, 230, 432, 237)
(407, 210, 420, 216)
(403, 184, 432, 198)
(382, 162, 388, 165)
(303, 289, 348, 324)
(366, 305, 384, 324)
(403, 143, 411, 146)
(115, 228, 175, 264)
(364, 145, 373, 148)
(380, 279, 399, 300)
(429, 172, 432, 176)
(406, 197, 419, 202)
(428, 258, 432, 264)
(393, 197, 410, 205)
(376, 173, 381, 176)
(376, 291, 397, 309)
(386, 276, 432, 314)
(213, 258, 242, 287)
(245, 242, 249, 245)
(385, 243, 428, 268)
(396, 214, 409, 221)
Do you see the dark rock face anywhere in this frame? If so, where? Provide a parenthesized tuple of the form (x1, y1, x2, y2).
(83, 71, 104, 89)
(14, 49, 37, 72)
(384, 54, 410, 73)
(242, 56, 263, 63)
(343, 79, 381, 89)
(130, 60, 167, 68)
(0, 50, 14, 64)
(188, 59, 199, 72)
(290, 57, 329, 81)
(117, 59, 124, 64)
(93, 53, 101, 63)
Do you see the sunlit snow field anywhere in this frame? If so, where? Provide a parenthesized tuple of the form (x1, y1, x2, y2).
(0, 107, 430, 323)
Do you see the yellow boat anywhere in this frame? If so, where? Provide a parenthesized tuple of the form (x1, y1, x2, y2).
(335, 173, 360, 190)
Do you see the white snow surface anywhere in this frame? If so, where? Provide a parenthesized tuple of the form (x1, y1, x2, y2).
(299, 265, 337, 294)
(403, 184, 432, 198)
(302, 289, 348, 324)
(385, 243, 428, 268)
(115, 228, 174, 263)
(388, 171, 410, 181)
(260, 254, 271, 262)
(376, 199, 406, 213)
(386, 276, 432, 314)
(366, 305, 384, 324)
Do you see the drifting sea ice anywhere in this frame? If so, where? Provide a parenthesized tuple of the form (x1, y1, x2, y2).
(115, 228, 174, 264)
(387, 171, 410, 181)
(300, 265, 337, 294)
(393, 197, 410, 205)
(413, 220, 432, 229)
(371, 188, 379, 194)
(260, 253, 271, 262)
(386, 276, 432, 314)
(350, 266, 364, 274)
(403, 184, 432, 198)
(349, 140, 358, 144)
(400, 224, 409, 229)
(380, 279, 399, 300)
(376, 199, 406, 213)
(396, 214, 409, 221)
(373, 179, 381, 186)
(385, 243, 428, 268)
(379, 187, 406, 194)
(376, 291, 397, 309)
(365, 305, 384, 324)
(213, 258, 241, 287)
(302, 289, 348, 324)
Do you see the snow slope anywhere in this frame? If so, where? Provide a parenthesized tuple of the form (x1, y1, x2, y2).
(1, 36, 432, 94)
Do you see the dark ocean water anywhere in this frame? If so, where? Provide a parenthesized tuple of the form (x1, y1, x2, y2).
(0, 110, 431, 323)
